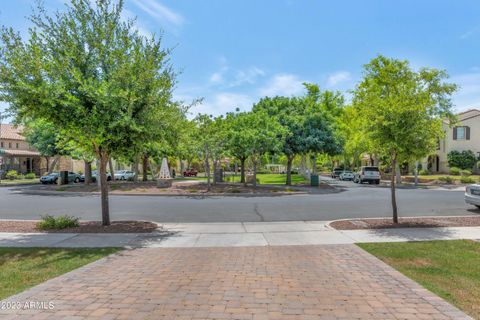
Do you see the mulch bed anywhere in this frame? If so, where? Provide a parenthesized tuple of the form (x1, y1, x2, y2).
(31, 181, 310, 195)
(0, 220, 159, 233)
(330, 216, 480, 230)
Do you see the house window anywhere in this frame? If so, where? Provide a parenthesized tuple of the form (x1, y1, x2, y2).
(0, 142, 3, 148)
(453, 126, 470, 140)
(8, 142, 11, 148)
(16, 143, 19, 149)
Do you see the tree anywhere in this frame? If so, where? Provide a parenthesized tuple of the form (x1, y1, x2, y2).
(0, 0, 176, 225)
(252, 96, 307, 185)
(23, 119, 61, 173)
(239, 110, 283, 188)
(225, 111, 252, 184)
(352, 55, 457, 223)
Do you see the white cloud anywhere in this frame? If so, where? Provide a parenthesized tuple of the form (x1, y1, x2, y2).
(209, 72, 224, 84)
(231, 67, 265, 87)
(326, 71, 351, 87)
(198, 93, 254, 115)
(460, 26, 480, 40)
(450, 72, 480, 111)
(258, 74, 305, 97)
(131, 0, 184, 26)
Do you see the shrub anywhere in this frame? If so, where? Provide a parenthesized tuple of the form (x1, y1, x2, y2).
(418, 169, 429, 175)
(24, 172, 36, 179)
(460, 176, 475, 184)
(5, 170, 18, 180)
(438, 176, 454, 184)
(37, 215, 79, 230)
(447, 150, 477, 170)
(449, 167, 461, 175)
(460, 169, 472, 176)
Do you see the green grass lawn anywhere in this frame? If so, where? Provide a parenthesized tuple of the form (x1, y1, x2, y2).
(0, 178, 39, 185)
(226, 173, 308, 185)
(359, 240, 480, 318)
(403, 174, 480, 182)
(0, 247, 119, 299)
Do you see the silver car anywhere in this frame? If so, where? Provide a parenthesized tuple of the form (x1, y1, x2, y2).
(465, 184, 480, 209)
(114, 170, 135, 181)
(339, 170, 354, 181)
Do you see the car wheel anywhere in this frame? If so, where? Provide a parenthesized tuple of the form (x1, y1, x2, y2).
(121, 176, 125, 181)
(476, 205, 480, 209)
(74, 177, 80, 183)
(376, 180, 380, 185)
(107, 176, 112, 181)
(54, 178, 58, 184)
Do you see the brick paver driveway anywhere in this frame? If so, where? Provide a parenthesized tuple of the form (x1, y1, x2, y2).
(0, 245, 471, 320)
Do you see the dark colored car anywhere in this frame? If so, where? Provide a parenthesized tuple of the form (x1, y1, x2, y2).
(79, 170, 112, 182)
(331, 168, 343, 178)
(183, 169, 198, 177)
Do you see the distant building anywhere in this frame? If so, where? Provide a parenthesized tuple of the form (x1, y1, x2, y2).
(423, 109, 480, 173)
(0, 124, 43, 175)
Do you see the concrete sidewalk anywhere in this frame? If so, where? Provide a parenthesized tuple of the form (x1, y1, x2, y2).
(1, 221, 479, 247)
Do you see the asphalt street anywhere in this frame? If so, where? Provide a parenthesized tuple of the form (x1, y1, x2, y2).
(0, 178, 477, 222)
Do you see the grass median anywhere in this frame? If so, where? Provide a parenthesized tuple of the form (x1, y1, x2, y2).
(359, 240, 480, 318)
(0, 247, 119, 299)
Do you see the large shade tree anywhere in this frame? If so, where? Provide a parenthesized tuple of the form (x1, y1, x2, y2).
(352, 55, 457, 223)
(0, 0, 176, 225)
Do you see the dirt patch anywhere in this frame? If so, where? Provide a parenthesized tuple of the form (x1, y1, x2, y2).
(0, 220, 159, 233)
(330, 216, 480, 230)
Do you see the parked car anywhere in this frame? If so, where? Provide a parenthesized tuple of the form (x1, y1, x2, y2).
(339, 170, 354, 181)
(79, 170, 112, 183)
(40, 172, 81, 184)
(465, 184, 480, 209)
(40, 172, 59, 184)
(353, 166, 381, 184)
(114, 170, 135, 181)
(183, 168, 198, 177)
(331, 167, 343, 178)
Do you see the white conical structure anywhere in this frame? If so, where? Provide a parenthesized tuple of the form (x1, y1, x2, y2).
(159, 158, 171, 179)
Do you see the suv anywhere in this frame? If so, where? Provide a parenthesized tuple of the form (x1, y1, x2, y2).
(183, 169, 198, 177)
(354, 166, 380, 184)
(331, 167, 343, 178)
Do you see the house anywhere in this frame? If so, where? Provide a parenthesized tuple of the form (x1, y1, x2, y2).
(0, 124, 43, 175)
(423, 109, 480, 173)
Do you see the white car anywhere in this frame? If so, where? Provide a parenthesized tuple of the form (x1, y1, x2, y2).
(339, 170, 354, 181)
(354, 166, 381, 184)
(114, 170, 135, 181)
(465, 184, 480, 209)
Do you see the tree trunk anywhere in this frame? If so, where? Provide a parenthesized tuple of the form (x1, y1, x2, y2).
(45, 157, 50, 175)
(132, 158, 139, 183)
(98, 152, 110, 226)
(205, 147, 211, 191)
(84, 160, 92, 185)
(252, 156, 257, 189)
(313, 153, 318, 175)
(391, 154, 399, 224)
(49, 156, 59, 172)
(286, 155, 294, 186)
(142, 155, 149, 181)
(96, 159, 101, 187)
(414, 161, 419, 187)
(180, 159, 185, 178)
(396, 162, 402, 184)
(240, 157, 246, 185)
(212, 159, 218, 186)
(109, 158, 115, 181)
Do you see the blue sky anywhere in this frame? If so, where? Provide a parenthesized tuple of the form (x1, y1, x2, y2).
(1, 0, 480, 120)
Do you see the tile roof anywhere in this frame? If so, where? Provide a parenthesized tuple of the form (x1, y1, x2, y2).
(0, 124, 25, 141)
(3, 149, 41, 156)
